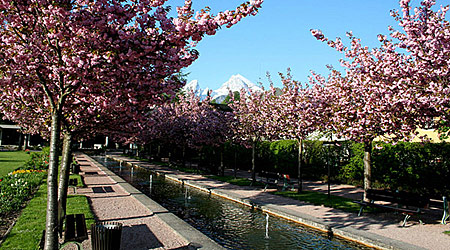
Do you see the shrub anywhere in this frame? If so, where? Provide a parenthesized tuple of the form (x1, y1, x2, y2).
(372, 142, 450, 196)
(269, 140, 297, 174)
(22, 147, 50, 170)
(339, 143, 364, 185)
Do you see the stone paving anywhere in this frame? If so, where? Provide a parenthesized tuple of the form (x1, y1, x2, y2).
(107, 153, 450, 250)
(71, 153, 195, 250)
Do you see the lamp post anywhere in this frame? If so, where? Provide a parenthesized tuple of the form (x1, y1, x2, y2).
(322, 140, 338, 199)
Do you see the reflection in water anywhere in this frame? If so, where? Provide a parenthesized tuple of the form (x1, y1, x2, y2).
(94, 156, 372, 250)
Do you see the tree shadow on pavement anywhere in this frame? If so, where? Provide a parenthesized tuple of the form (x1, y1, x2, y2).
(121, 224, 163, 250)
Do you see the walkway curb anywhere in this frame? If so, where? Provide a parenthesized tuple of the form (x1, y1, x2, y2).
(84, 154, 224, 250)
(107, 155, 428, 250)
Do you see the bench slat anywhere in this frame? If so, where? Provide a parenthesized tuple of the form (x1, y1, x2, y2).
(354, 201, 421, 215)
(75, 214, 88, 241)
(355, 189, 429, 227)
(64, 213, 88, 242)
(64, 214, 76, 241)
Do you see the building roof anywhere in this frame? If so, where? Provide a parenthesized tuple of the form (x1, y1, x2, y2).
(0, 124, 21, 129)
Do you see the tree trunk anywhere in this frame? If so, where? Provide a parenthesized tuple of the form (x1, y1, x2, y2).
(22, 134, 28, 150)
(297, 139, 303, 193)
(363, 140, 372, 202)
(251, 140, 256, 185)
(182, 145, 186, 168)
(234, 148, 237, 179)
(220, 150, 224, 176)
(44, 112, 62, 250)
(18, 133, 23, 150)
(57, 131, 73, 216)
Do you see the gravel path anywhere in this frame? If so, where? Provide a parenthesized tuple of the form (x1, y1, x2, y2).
(71, 154, 190, 250)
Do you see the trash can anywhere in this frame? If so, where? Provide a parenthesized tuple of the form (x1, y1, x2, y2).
(91, 222, 122, 250)
(71, 163, 80, 174)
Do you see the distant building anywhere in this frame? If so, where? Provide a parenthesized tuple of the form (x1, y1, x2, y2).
(0, 124, 22, 146)
(0, 124, 46, 149)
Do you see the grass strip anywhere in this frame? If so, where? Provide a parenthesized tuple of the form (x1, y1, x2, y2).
(0, 184, 94, 249)
(69, 174, 85, 188)
(207, 175, 266, 187)
(273, 190, 365, 213)
(0, 151, 29, 177)
(0, 183, 47, 250)
(208, 176, 364, 213)
(66, 195, 95, 229)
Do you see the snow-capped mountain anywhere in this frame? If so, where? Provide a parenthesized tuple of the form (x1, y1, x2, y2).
(211, 74, 262, 103)
(201, 87, 210, 97)
(181, 79, 202, 96)
(182, 74, 262, 103)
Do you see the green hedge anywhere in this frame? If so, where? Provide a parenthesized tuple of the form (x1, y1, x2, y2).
(144, 140, 450, 197)
(335, 142, 450, 197)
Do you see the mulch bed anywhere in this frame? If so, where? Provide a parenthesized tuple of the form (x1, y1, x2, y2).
(0, 210, 21, 243)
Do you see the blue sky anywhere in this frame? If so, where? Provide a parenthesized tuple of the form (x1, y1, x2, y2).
(170, 0, 448, 89)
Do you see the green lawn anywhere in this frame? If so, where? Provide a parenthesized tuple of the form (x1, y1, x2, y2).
(0, 184, 95, 250)
(0, 183, 47, 250)
(0, 151, 29, 177)
(69, 174, 85, 188)
(66, 195, 95, 228)
(207, 175, 266, 187)
(273, 190, 364, 213)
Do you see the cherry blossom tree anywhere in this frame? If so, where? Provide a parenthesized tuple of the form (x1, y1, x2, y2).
(138, 91, 232, 173)
(309, 0, 450, 201)
(230, 88, 271, 184)
(0, 0, 263, 248)
(264, 71, 323, 192)
(310, 27, 432, 200)
(390, 0, 450, 135)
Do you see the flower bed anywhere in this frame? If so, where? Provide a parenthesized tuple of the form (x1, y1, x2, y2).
(0, 148, 49, 216)
(0, 170, 46, 215)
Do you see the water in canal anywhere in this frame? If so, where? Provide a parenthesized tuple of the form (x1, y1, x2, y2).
(93, 156, 372, 250)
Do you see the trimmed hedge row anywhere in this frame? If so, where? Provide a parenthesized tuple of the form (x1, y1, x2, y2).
(145, 141, 450, 198)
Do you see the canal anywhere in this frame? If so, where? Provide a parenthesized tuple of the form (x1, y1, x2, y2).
(92, 156, 372, 250)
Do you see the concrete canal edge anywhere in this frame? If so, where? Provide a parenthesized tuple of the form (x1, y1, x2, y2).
(84, 155, 225, 250)
(106, 156, 426, 250)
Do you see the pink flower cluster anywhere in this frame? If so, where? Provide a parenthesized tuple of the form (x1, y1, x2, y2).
(0, 0, 263, 141)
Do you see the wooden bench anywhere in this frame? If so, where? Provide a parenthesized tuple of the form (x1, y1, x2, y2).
(64, 214, 88, 243)
(38, 202, 88, 250)
(354, 189, 429, 227)
(259, 171, 280, 191)
(69, 178, 78, 194)
(428, 196, 449, 224)
(71, 162, 81, 174)
(281, 174, 295, 191)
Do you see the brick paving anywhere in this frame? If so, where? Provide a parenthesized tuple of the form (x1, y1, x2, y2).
(71, 153, 191, 250)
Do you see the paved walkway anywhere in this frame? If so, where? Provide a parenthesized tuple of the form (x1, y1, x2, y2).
(223, 168, 365, 200)
(108, 154, 450, 250)
(72, 153, 194, 250)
